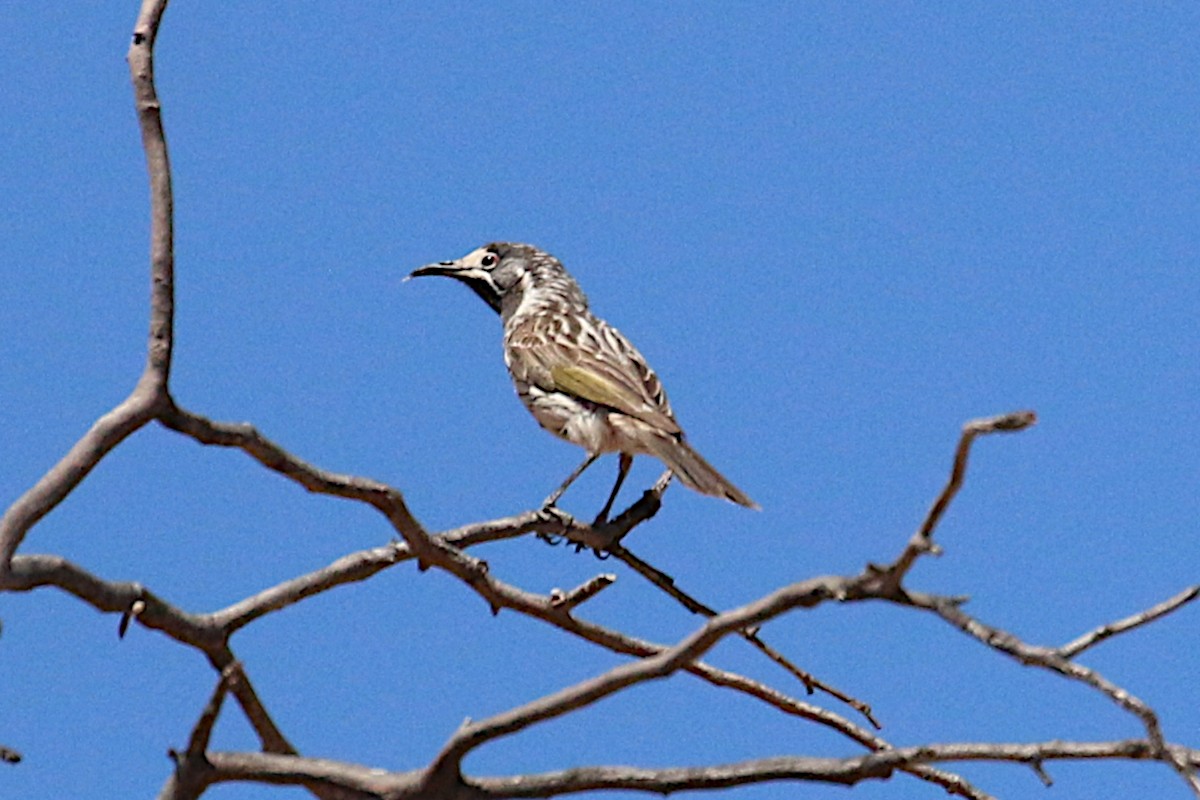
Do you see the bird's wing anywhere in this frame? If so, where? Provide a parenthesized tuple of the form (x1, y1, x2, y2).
(511, 315, 681, 436)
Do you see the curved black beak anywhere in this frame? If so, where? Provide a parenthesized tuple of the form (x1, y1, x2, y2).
(407, 261, 460, 280)
(405, 259, 502, 314)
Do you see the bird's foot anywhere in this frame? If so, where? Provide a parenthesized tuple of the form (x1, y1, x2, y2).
(536, 504, 575, 548)
(538, 502, 572, 524)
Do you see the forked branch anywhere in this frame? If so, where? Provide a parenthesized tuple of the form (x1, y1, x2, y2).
(0, 0, 177, 575)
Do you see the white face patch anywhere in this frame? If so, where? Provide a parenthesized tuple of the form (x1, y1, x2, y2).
(457, 246, 497, 269)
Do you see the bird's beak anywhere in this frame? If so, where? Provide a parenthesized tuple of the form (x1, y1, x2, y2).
(406, 261, 461, 280)
(406, 257, 503, 314)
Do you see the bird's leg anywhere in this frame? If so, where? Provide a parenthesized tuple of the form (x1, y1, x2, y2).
(593, 453, 633, 526)
(542, 452, 600, 509)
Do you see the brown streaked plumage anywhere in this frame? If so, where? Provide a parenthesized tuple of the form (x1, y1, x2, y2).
(409, 242, 758, 522)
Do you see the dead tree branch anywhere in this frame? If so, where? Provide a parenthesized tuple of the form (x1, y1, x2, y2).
(1059, 585, 1200, 659)
(609, 542, 879, 726)
(877, 410, 1037, 590)
(906, 591, 1200, 795)
(0, 0, 178, 576)
(164, 738, 1200, 799)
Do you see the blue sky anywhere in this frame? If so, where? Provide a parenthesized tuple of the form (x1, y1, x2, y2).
(2, 3, 1198, 798)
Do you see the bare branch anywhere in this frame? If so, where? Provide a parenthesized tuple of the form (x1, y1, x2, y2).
(907, 591, 1200, 795)
(7, 528, 874, 781)
(742, 630, 879, 727)
(476, 739, 1195, 796)
(4, 554, 223, 649)
(157, 405, 441, 563)
(594, 471, 672, 548)
(184, 738, 1200, 799)
(431, 575, 844, 775)
(128, 0, 176, 387)
(157, 761, 209, 800)
(5, 558, 307, 782)
(880, 410, 1037, 587)
(204, 751, 416, 798)
(1059, 585, 1200, 659)
(197, 651, 360, 800)
(550, 574, 617, 611)
(212, 514, 547, 632)
(158, 662, 247, 800)
(203, 650, 295, 757)
(608, 543, 716, 616)
(184, 663, 242, 760)
(355, 531, 926, 790)
(610, 543, 879, 726)
(212, 544, 405, 633)
(9, 524, 914, 792)
(0, 0, 179, 576)
(589, 410, 1038, 735)
(158, 407, 405, 507)
(0, 401, 159, 577)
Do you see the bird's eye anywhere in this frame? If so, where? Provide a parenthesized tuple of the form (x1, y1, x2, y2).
(481, 253, 498, 268)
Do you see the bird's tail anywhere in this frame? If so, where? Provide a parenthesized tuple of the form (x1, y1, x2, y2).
(647, 436, 759, 510)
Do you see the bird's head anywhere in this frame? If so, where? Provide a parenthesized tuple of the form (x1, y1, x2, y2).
(408, 242, 579, 317)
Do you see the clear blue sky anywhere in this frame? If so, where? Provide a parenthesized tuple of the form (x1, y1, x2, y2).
(2, 3, 1198, 799)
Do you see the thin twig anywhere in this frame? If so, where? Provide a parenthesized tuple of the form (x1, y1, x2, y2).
(1059, 585, 1200, 659)
(183, 663, 241, 760)
(610, 543, 879, 726)
(907, 590, 1200, 796)
(430, 574, 845, 776)
(550, 574, 617, 612)
(882, 410, 1037, 588)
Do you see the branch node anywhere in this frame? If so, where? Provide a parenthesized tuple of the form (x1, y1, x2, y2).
(1028, 757, 1054, 787)
(184, 662, 242, 760)
(119, 596, 147, 639)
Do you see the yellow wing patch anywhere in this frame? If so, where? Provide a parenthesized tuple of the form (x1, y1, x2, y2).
(552, 364, 638, 409)
(551, 364, 680, 434)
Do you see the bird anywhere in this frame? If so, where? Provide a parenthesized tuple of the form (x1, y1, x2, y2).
(408, 242, 758, 523)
